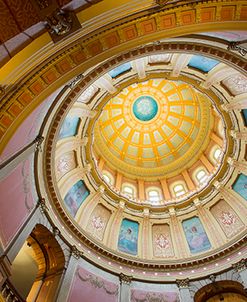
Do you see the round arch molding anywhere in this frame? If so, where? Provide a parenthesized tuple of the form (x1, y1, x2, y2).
(0, 0, 246, 151)
(194, 280, 247, 302)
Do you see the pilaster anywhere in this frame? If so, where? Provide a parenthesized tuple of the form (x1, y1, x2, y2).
(233, 259, 247, 290)
(193, 199, 225, 247)
(0, 135, 44, 181)
(142, 208, 150, 259)
(169, 208, 187, 258)
(177, 278, 193, 302)
(119, 273, 132, 302)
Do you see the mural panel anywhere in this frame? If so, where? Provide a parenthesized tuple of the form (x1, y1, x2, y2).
(242, 109, 247, 127)
(131, 289, 179, 302)
(59, 116, 80, 139)
(109, 62, 132, 78)
(64, 180, 89, 217)
(56, 152, 76, 180)
(233, 173, 247, 201)
(152, 224, 174, 258)
(210, 200, 244, 238)
(188, 55, 219, 72)
(118, 219, 139, 255)
(86, 204, 111, 241)
(182, 217, 211, 254)
(68, 266, 119, 302)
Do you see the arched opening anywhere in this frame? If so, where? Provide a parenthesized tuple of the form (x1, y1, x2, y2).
(194, 280, 247, 302)
(4, 224, 65, 302)
(146, 187, 162, 204)
(121, 183, 137, 199)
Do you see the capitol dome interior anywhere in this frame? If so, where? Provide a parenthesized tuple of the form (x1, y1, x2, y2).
(0, 0, 247, 301)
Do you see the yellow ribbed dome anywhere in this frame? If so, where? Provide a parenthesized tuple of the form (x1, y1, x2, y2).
(93, 78, 213, 179)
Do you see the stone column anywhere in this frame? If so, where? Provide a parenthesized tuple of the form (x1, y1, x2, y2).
(182, 170, 195, 191)
(177, 279, 193, 302)
(0, 135, 44, 181)
(231, 130, 247, 142)
(107, 201, 125, 249)
(0, 256, 11, 289)
(160, 178, 171, 200)
(6, 202, 46, 262)
(193, 199, 225, 246)
(200, 153, 214, 173)
(56, 246, 83, 302)
(142, 208, 150, 259)
(227, 157, 247, 174)
(222, 97, 247, 111)
(169, 208, 188, 258)
(233, 259, 247, 290)
(213, 182, 247, 221)
(119, 273, 132, 302)
(76, 185, 104, 226)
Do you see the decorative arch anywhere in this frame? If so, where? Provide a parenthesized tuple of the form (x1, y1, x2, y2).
(8, 224, 65, 301)
(194, 280, 247, 302)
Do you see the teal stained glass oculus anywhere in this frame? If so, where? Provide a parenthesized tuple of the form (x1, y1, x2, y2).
(132, 96, 158, 121)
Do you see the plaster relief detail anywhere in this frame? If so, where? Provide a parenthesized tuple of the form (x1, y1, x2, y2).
(210, 200, 244, 238)
(152, 224, 174, 258)
(222, 74, 247, 95)
(131, 289, 179, 302)
(86, 204, 111, 241)
(56, 152, 76, 180)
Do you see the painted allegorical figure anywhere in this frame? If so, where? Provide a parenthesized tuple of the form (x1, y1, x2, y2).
(118, 219, 139, 255)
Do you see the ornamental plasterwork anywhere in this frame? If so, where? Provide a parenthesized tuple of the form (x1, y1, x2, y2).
(77, 268, 119, 295)
(92, 78, 215, 180)
(222, 74, 247, 96)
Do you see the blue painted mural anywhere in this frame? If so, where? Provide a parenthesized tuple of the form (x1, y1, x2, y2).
(118, 219, 139, 255)
(64, 180, 89, 217)
(188, 55, 219, 73)
(109, 62, 132, 78)
(242, 109, 247, 127)
(233, 173, 247, 201)
(59, 116, 80, 139)
(182, 217, 211, 254)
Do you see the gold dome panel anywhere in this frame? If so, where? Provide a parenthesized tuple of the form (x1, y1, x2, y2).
(94, 79, 213, 179)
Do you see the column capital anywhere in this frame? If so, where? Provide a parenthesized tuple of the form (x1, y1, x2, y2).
(119, 273, 132, 285)
(35, 135, 44, 152)
(169, 207, 176, 216)
(143, 208, 150, 217)
(52, 226, 61, 237)
(37, 198, 48, 214)
(176, 278, 190, 288)
(0, 255, 11, 287)
(193, 198, 202, 207)
(209, 274, 216, 283)
(232, 259, 247, 272)
(119, 200, 125, 209)
(213, 180, 222, 190)
(71, 245, 83, 260)
(81, 137, 88, 146)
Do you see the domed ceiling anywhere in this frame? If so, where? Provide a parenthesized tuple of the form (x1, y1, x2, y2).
(42, 44, 246, 281)
(94, 78, 213, 179)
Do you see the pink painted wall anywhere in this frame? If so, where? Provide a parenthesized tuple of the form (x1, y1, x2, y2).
(131, 288, 180, 302)
(0, 89, 61, 163)
(68, 266, 119, 302)
(0, 156, 34, 247)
